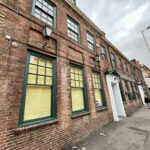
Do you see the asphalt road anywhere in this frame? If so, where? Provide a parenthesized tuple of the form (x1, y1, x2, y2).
(70, 106, 150, 150)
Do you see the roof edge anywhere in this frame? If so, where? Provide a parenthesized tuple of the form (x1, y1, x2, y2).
(64, 0, 105, 36)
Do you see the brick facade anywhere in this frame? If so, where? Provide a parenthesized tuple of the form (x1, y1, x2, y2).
(0, 0, 144, 149)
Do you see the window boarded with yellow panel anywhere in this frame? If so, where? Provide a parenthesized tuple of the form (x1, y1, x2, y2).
(70, 66, 85, 112)
(24, 86, 51, 120)
(24, 55, 53, 121)
(92, 72, 103, 107)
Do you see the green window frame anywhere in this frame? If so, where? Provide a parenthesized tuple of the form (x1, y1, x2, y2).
(125, 80, 132, 101)
(67, 16, 81, 42)
(32, 0, 56, 27)
(130, 82, 136, 100)
(101, 46, 107, 61)
(110, 53, 117, 67)
(119, 58, 124, 70)
(70, 64, 88, 115)
(125, 63, 129, 72)
(92, 71, 106, 109)
(86, 31, 96, 51)
(18, 51, 56, 127)
(119, 81, 126, 102)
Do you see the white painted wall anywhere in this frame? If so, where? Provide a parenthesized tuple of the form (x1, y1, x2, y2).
(106, 74, 126, 122)
(138, 85, 145, 106)
(112, 83, 126, 117)
(145, 78, 150, 88)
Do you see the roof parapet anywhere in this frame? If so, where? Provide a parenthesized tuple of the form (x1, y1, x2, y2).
(64, 0, 105, 36)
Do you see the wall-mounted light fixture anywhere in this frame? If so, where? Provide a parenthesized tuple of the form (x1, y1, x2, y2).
(43, 26, 53, 49)
(95, 54, 101, 62)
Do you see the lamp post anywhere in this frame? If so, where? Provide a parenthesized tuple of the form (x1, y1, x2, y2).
(141, 26, 150, 54)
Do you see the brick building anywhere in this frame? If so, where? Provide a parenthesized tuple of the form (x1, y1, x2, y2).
(0, 0, 145, 149)
(140, 65, 150, 92)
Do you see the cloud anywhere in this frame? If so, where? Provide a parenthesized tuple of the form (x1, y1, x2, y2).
(77, 0, 150, 68)
(123, 4, 148, 30)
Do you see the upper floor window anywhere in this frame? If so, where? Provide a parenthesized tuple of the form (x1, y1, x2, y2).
(119, 58, 124, 70)
(67, 16, 80, 42)
(86, 31, 96, 51)
(110, 53, 117, 67)
(32, 0, 56, 27)
(125, 63, 129, 72)
(101, 46, 107, 61)
(125, 80, 132, 101)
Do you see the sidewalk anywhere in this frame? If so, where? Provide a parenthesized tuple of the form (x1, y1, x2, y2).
(70, 106, 150, 150)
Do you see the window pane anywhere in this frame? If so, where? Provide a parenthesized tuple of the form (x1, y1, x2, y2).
(29, 65, 37, 74)
(39, 58, 45, 66)
(87, 32, 95, 51)
(38, 67, 45, 75)
(95, 89, 103, 107)
(38, 76, 44, 84)
(46, 60, 52, 68)
(67, 17, 79, 42)
(36, 1, 42, 8)
(34, 0, 55, 26)
(92, 72, 104, 107)
(71, 88, 85, 112)
(24, 86, 51, 121)
(28, 74, 36, 84)
(46, 68, 52, 76)
(71, 80, 75, 87)
(30, 56, 38, 64)
(46, 77, 52, 85)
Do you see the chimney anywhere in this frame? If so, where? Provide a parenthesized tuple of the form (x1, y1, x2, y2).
(136, 61, 140, 66)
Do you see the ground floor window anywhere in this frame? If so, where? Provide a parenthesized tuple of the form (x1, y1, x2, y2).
(92, 71, 106, 108)
(130, 82, 136, 100)
(119, 81, 126, 102)
(70, 65, 88, 115)
(19, 51, 56, 127)
(125, 80, 132, 101)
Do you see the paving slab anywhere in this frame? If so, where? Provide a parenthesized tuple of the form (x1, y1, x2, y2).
(70, 106, 150, 150)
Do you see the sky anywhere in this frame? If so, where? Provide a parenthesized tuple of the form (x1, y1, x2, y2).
(77, 0, 150, 68)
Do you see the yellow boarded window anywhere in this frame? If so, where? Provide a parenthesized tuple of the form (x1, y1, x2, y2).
(92, 72, 103, 107)
(70, 66, 85, 112)
(24, 54, 53, 121)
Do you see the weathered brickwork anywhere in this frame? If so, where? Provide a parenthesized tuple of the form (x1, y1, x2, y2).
(0, 0, 144, 150)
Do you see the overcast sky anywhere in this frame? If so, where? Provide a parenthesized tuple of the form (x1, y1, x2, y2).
(77, 0, 150, 68)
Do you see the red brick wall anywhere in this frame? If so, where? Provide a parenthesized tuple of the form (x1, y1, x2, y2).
(0, 0, 142, 149)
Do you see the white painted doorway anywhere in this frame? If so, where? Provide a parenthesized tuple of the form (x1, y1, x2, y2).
(138, 85, 145, 105)
(106, 74, 126, 122)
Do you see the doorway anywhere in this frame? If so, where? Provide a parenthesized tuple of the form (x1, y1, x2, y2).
(106, 74, 126, 121)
